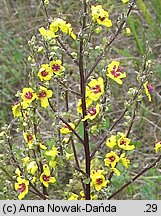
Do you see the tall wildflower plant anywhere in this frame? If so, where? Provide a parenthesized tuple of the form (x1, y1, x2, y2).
(0, 0, 161, 200)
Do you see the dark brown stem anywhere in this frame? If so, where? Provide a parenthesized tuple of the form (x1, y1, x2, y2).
(29, 182, 47, 200)
(85, 0, 136, 81)
(108, 155, 161, 200)
(71, 139, 86, 192)
(79, 0, 90, 200)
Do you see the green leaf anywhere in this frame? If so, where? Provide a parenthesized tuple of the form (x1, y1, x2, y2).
(128, 16, 144, 55)
(104, 116, 110, 129)
(83, 178, 90, 184)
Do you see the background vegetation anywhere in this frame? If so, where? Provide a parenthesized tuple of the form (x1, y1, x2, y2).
(0, 0, 161, 199)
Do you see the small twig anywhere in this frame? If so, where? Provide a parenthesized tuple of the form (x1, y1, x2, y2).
(29, 182, 47, 200)
(108, 155, 161, 200)
(55, 78, 82, 97)
(71, 139, 86, 192)
(49, 100, 84, 145)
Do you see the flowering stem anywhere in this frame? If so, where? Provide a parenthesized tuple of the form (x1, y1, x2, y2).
(108, 155, 161, 200)
(85, 0, 136, 82)
(79, 0, 90, 200)
(49, 100, 84, 145)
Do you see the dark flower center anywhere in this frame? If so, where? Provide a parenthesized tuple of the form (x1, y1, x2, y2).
(99, 16, 105, 21)
(27, 134, 33, 141)
(96, 178, 103, 185)
(42, 175, 50, 182)
(120, 140, 126, 145)
(111, 65, 123, 77)
(109, 156, 115, 162)
(18, 183, 26, 193)
(13, 101, 20, 106)
(41, 70, 48, 77)
(87, 106, 96, 116)
(91, 85, 101, 94)
(38, 90, 47, 98)
(147, 84, 154, 93)
(25, 92, 33, 99)
(52, 64, 60, 72)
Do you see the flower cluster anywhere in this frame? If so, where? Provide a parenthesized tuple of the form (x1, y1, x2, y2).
(14, 143, 58, 199)
(104, 132, 134, 175)
(78, 77, 104, 122)
(39, 18, 76, 40)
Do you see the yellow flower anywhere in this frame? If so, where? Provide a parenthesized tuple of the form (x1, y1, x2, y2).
(45, 145, 59, 159)
(60, 123, 75, 134)
(38, 64, 53, 81)
(80, 191, 98, 200)
(23, 133, 36, 149)
(15, 177, 29, 200)
(49, 59, 65, 75)
(27, 161, 38, 175)
(107, 61, 126, 85)
(117, 134, 135, 150)
(106, 135, 117, 149)
(22, 157, 30, 165)
(38, 86, 53, 108)
(77, 98, 92, 114)
(50, 18, 76, 40)
(125, 27, 131, 36)
(110, 167, 120, 176)
(65, 151, 74, 161)
(31, 177, 36, 184)
(154, 141, 161, 154)
(21, 87, 37, 107)
(86, 77, 104, 101)
(120, 153, 130, 168)
(91, 170, 109, 191)
(143, 81, 154, 102)
(40, 164, 56, 187)
(39, 27, 58, 39)
(82, 103, 100, 121)
(39, 143, 47, 150)
(68, 193, 79, 200)
(122, 0, 129, 3)
(15, 168, 21, 177)
(12, 102, 22, 118)
(91, 5, 112, 28)
(49, 160, 57, 168)
(104, 151, 119, 168)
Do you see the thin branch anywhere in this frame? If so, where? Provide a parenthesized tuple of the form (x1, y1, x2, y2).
(55, 78, 82, 97)
(108, 155, 161, 200)
(49, 100, 84, 145)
